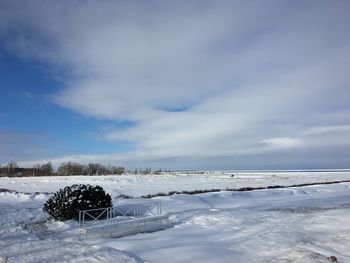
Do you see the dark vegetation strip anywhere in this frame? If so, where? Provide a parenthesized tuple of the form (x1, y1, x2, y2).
(140, 180, 350, 199)
(0, 188, 52, 195)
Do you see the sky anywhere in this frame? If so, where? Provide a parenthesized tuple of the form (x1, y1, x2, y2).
(0, 0, 350, 170)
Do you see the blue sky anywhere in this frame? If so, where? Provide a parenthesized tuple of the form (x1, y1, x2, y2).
(1, 0, 350, 169)
(0, 50, 134, 162)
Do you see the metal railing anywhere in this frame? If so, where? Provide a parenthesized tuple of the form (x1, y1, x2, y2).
(78, 200, 168, 240)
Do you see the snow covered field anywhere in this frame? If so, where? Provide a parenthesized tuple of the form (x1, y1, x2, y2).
(1, 171, 350, 262)
(1, 170, 350, 197)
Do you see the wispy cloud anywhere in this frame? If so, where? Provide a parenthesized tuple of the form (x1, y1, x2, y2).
(302, 125, 350, 136)
(259, 137, 303, 148)
(0, 132, 52, 164)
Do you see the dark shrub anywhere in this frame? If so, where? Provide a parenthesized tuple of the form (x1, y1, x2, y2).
(43, 184, 112, 221)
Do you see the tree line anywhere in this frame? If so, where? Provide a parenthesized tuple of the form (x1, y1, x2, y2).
(0, 161, 125, 177)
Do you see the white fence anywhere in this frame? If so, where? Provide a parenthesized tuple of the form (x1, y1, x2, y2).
(78, 200, 169, 240)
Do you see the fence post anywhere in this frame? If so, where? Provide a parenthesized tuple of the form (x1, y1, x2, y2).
(110, 208, 113, 238)
(78, 211, 81, 241)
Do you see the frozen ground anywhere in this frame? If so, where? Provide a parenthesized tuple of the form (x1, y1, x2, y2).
(1, 170, 350, 197)
(1, 171, 350, 262)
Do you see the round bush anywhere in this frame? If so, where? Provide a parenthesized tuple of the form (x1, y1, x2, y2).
(43, 184, 112, 221)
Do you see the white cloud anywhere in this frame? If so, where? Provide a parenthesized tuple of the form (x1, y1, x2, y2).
(259, 137, 303, 148)
(1, 1, 350, 168)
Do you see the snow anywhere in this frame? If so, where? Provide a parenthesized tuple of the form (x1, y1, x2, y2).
(1, 171, 350, 262)
(1, 170, 350, 197)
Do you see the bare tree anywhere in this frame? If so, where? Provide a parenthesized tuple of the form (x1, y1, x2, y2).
(41, 162, 54, 176)
(7, 160, 17, 176)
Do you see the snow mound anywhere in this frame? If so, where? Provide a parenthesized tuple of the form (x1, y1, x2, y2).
(2, 241, 140, 263)
(231, 189, 295, 198)
(189, 213, 242, 227)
